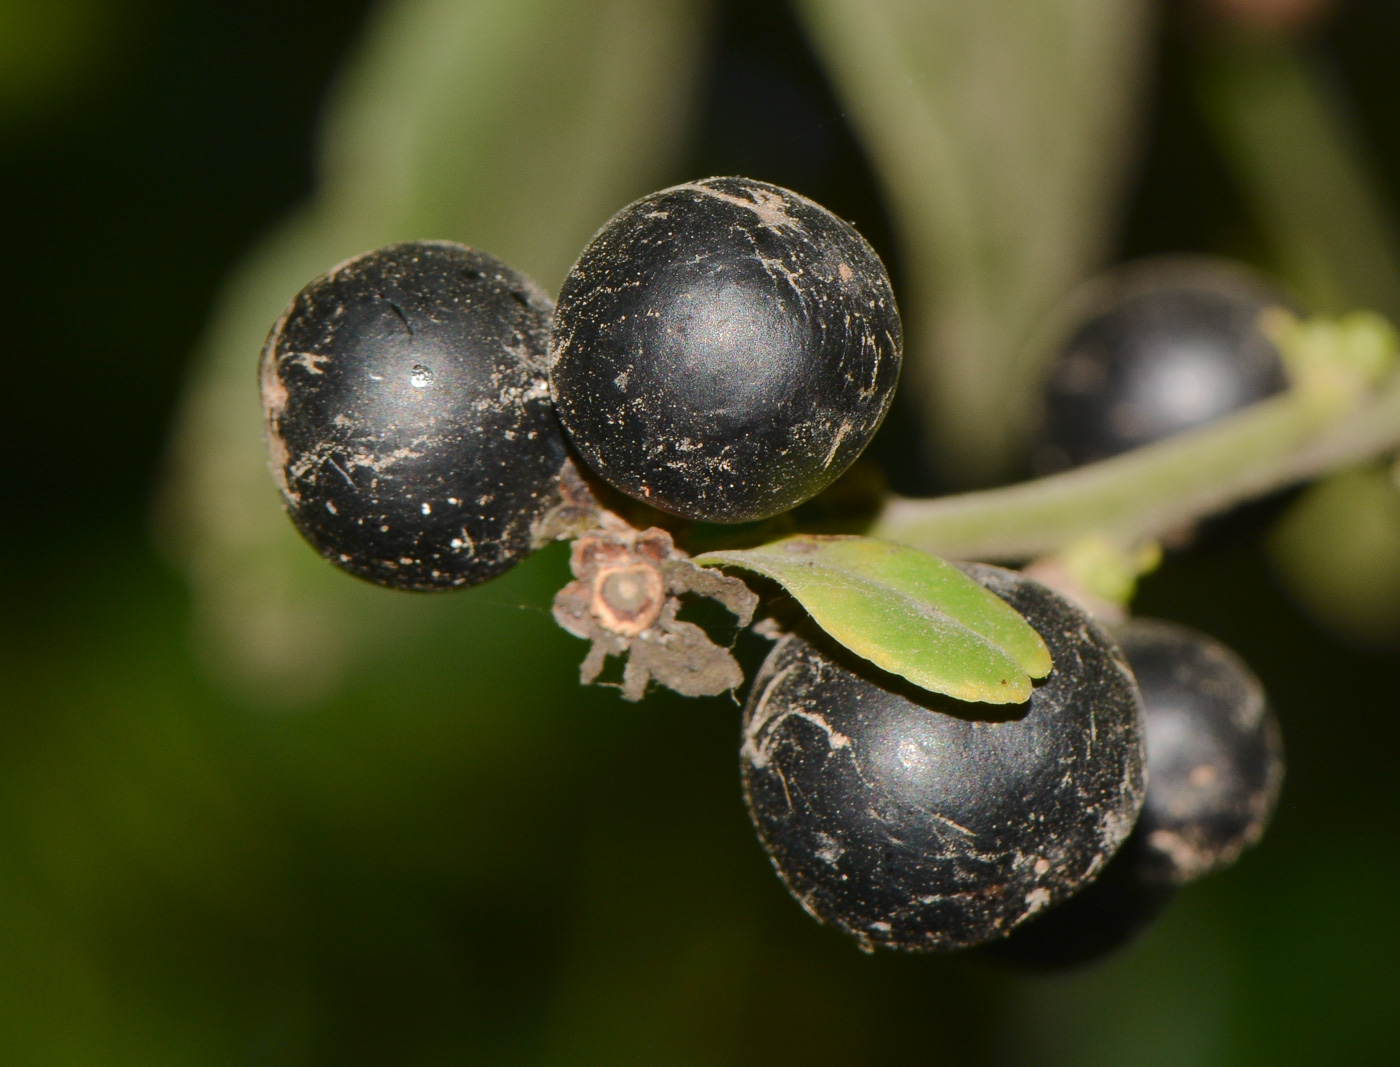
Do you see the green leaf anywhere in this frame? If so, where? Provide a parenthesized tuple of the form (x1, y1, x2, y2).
(695, 535, 1051, 704)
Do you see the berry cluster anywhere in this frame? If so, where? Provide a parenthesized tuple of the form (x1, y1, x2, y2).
(260, 176, 901, 591)
(741, 573, 1282, 963)
(259, 181, 1285, 962)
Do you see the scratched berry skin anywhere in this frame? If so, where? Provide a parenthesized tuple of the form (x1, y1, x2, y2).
(1113, 618, 1284, 884)
(985, 620, 1284, 968)
(548, 176, 902, 523)
(740, 564, 1146, 952)
(260, 241, 569, 590)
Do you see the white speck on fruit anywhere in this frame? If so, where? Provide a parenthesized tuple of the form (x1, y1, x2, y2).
(676, 180, 803, 232)
(814, 832, 844, 866)
(291, 351, 331, 374)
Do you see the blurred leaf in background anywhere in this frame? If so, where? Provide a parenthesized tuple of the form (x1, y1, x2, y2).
(1269, 462, 1400, 647)
(1198, 29, 1400, 320)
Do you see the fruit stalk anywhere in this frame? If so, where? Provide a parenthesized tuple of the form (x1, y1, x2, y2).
(873, 366, 1400, 560)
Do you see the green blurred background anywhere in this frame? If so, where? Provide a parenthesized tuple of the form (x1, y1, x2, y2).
(3, 0, 1399, 1062)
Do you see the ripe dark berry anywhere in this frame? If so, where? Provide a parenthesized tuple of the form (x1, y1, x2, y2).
(549, 177, 902, 523)
(1037, 257, 1293, 471)
(260, 241, 569, 590)
(986, 618, 1283, 968)
(1113, 618, 1284, 884)
(740, 564, 1146, 951)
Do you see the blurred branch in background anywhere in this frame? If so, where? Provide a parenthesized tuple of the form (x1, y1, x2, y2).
(156, 0, 715, 705)
(792, 0, 1155, 487)
(1198, 29, 1400, 320)
(1203, 0, 1337, 36)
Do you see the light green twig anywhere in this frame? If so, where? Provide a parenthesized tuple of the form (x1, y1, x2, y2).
(872, 371, 1400, 561)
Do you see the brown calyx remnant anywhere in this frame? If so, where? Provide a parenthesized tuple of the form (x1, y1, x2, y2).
(549, 516, 758, 702)
(592, 564, 666, 636)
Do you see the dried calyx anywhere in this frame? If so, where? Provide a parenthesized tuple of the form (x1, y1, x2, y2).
(540, 462, 757, 702)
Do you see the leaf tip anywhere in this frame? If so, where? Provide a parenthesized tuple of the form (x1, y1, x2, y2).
(1022, 636, 1053, 680)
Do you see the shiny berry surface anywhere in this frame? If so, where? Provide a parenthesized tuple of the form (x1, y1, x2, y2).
(549, 177, 901, 523)
(739, 564, 1146, 951)
(261, 241, 568, 590)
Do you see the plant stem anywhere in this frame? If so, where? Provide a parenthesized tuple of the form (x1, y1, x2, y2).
(871, 373, 1400, 561)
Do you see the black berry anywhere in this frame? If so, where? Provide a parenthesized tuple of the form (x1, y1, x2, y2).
(740, 564, 1146, 951)
(1037, 256, 1293, 471)
(260, 241, 569, 590)
(549, 177, 902, 523)
(985, 618, 1283, 968)
(1113, 618, 1284, 884)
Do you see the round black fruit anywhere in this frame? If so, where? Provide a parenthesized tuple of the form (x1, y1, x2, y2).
(1113, 618, 1284, 884)
(261, 241, 569, 590)
(549, 176, 902, 523)
(1037, 256, 1293, 471)
(740, 564, 1146, 952)
(984, 619, 1284, 968)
